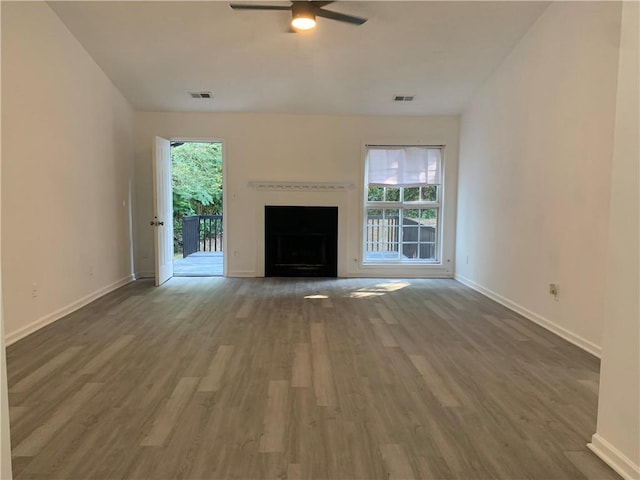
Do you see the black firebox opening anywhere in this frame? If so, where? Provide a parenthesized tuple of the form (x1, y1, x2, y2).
(265, 206, 338, 277)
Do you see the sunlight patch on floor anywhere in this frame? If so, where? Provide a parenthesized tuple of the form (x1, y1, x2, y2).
(346, 281, 411, 298)
(348, 291, 385, 298)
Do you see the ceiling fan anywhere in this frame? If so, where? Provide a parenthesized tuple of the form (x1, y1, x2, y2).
(229, 1, 367, 31)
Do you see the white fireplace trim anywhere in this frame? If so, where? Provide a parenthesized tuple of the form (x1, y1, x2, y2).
(249, 181, 354, 192)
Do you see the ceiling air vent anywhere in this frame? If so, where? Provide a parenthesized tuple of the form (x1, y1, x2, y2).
(189, 91, 213, 99)
(393, 95, 415, 102)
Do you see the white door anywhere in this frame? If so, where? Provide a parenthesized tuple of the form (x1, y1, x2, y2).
(152, 136, 174, 286)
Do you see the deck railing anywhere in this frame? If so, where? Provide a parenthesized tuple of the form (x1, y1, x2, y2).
(182, 215, 223, 258)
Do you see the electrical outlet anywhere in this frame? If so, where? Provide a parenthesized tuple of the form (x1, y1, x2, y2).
(31, 283, 38, 298)
(466, 255, 469, 265)
(89, 265, 94, 277)
(233, 250, 239, 257)
(549, 283, 559, 300)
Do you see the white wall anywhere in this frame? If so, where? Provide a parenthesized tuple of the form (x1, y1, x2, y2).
(589, 2, 640, 478)
(1, 2, 135, 344)
(135, 113, 459, 278)
(455, 2, 622, 355)
(0, 5, 13, 478)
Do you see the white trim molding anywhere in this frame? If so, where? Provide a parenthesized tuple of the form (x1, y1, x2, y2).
(227, 270, 257, 278)
(345, 272, 453, 279)
(588, 434, 640, 480)
(454, 273, 601, 357)
(249, 181, 353, 192)
(5, 275, 135, 346)
(135, 271, 155, 280)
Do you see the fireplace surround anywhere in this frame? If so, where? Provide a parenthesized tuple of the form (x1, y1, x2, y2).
(265, 206, 338, 277)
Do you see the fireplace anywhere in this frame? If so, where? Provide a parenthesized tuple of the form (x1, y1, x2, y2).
(265, 206, 338, 277)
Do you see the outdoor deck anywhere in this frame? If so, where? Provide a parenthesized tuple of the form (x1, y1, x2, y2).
(173, 251, 223, 277)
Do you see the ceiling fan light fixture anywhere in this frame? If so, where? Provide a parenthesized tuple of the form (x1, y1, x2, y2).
(291, 3, 316, 30)
(291, 12, 316, 30)
(230, 2, 367, 31)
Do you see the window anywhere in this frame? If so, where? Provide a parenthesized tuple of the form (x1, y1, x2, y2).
(363, 146, 443, 264)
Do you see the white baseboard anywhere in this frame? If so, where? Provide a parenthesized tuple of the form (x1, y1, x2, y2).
(344, 272, 454, 279)
(227, 271, 257, 277)
(135, 271, 155, 279)
(588, 434, 640, 480)
(5, 274, 135, 346)
(454, 273, 601, 358)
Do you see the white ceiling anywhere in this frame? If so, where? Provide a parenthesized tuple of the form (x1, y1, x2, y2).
(49, 1, 548, 115)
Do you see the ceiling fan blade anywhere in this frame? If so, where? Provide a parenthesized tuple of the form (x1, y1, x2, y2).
(229, 4, 292, 10)
(315, 8, 367, 25)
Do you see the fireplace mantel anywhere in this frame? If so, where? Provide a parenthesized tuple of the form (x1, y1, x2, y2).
(249, 181, 353, 192)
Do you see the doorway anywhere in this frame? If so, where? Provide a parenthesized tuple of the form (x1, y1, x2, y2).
(170, 141, 224, 277)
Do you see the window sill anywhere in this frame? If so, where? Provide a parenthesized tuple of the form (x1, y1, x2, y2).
(362, 261, 442, 268)
(347, 261, 453, 278)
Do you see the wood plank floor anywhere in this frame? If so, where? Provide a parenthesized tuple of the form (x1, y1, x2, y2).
(6, 277, 619, 479)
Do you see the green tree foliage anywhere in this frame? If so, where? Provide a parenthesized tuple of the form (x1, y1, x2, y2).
(172, 142, 223, 249)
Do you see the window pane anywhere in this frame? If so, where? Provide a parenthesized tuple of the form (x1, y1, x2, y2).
(384, 209, 399, 219)
(386, 188, 400, 202)
(419, 225, 437, 243)
(403, 224, 419, 239)
(404, 209, 420, 221)
(404, 187, 420, 202)
(368, 186, 384, 202)
(421, 186, 437, 202)
(402, 243, 419, 259)
(387, 224, 399, 243)
(366, 209, 399, 255)
(384, 210, 399, 244)
(366, 210, 382, 243)
(419, 243, 436, 260)
(420, 209, 438, 227)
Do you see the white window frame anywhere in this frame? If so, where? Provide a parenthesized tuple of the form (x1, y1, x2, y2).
(362, 145, 444, 265)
